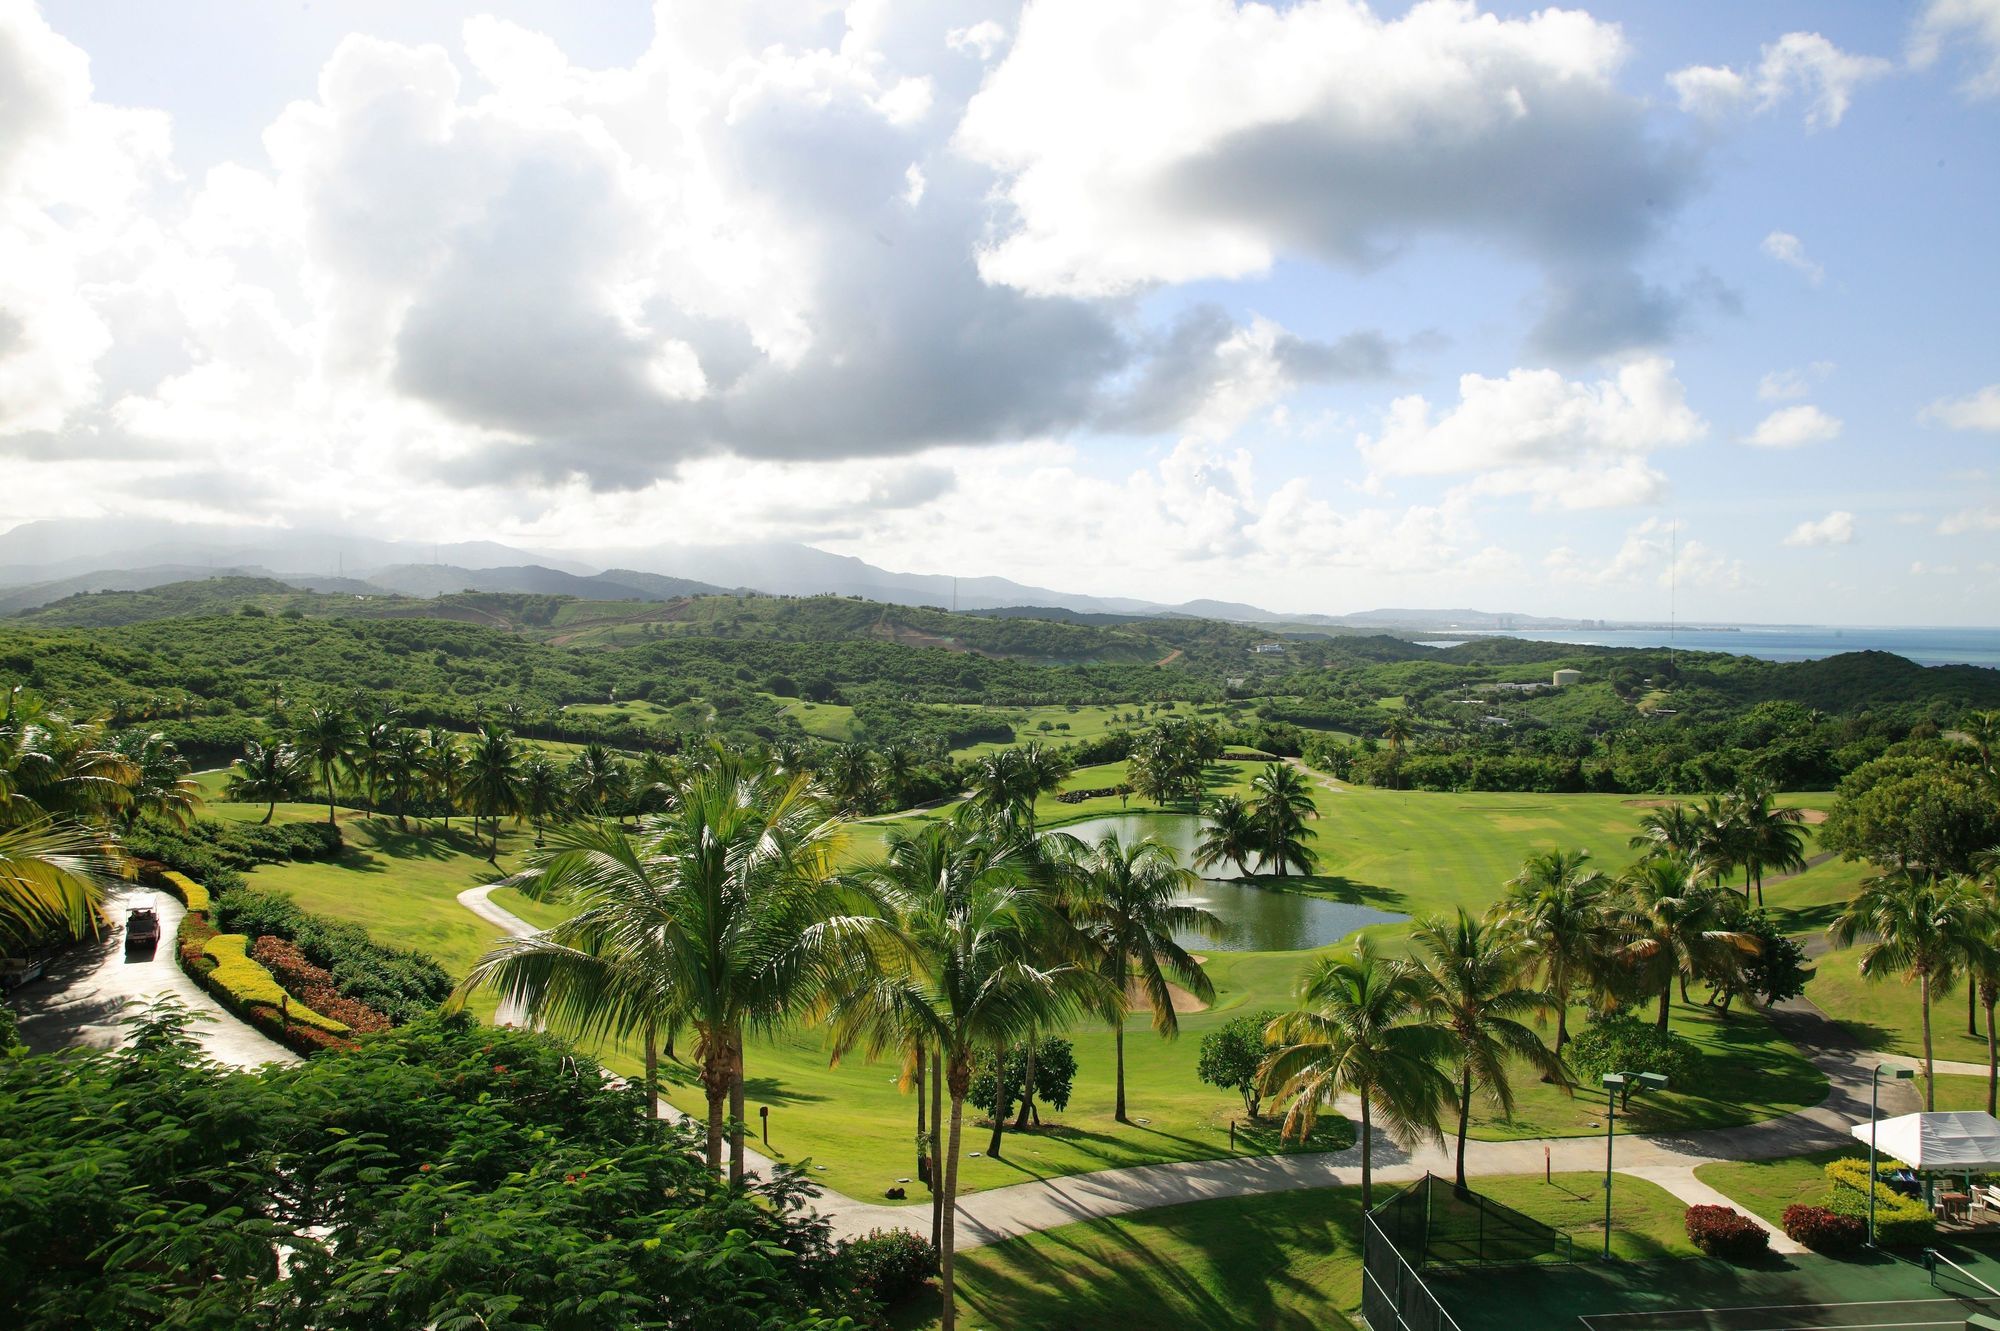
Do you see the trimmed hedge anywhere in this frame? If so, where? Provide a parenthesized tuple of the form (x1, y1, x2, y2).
(212, 888, 452, 1025)
(1782, 1204, 1865, 1254)
(1684, 1204, 1769, 1260)
(156, 871, 210, 913)
(250, 936, 390, 1034)
(1826, 1157, 1935, 1246)
(199, 934, 349, 1035)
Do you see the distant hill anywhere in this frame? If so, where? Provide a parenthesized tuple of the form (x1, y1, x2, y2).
(359, 563, 731, 601)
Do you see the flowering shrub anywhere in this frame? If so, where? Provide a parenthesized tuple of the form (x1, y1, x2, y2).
(1684, 1204, 1769, 1260)
(251, 936, 390, 1033)
(198, 934, 349, 1034)
(1782, 1204, 1865, 1253)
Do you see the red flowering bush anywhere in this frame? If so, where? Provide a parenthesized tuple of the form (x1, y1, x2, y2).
(1685, 1205, 1769, 1260)
(1782, 1204, 1865, 1254)
(251, 935, 391, 1033)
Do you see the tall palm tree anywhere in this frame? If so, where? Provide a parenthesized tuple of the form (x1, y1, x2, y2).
(1069, 832, 1218, 1123)
(827, 821, 1105, 1331)
(378, 727, 427, 831)
(1615, 855, 1760, 1032)
(567, 743, 626, 824)
(463, 726, 526, 861)
(111, 731, 201, 829)
(968, 749, 1033, 828)
(1729, 783, 1809, 907)
(826, 743, 879, 815)
(296, 705, 354, 827)
(0, 818, 127, 948)
(225, 740, 309, 824)
(1016, 744, 1072, 833)
(1248, 762, 1318, 877)
(1, 699, 138, 823)
(519, 754, 568, 847)
(1494, 848, 1612, 1053)
(352, 714, 397, 809)
(1831, 870, 1995, 1108)
(1409, 909, 1565, 1188)
(1259, 938, 1455, 1207)
(1629, 802, 1705, 861)
(422, 727, 466, 834)
(1193, 794, 1257, 878)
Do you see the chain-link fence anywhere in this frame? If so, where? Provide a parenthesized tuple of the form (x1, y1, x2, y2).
(1362, 1174, 1576, 1330)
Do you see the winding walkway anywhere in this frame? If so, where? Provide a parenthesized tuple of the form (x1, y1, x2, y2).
(12, 887, 297, 1068)
(456, 883, 1926, 1254)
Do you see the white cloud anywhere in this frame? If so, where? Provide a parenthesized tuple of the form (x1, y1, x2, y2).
(1761, 231, 1824, 284)
(945, 20, 1007, 61)
(1911, 0, 2000, 98)
(1940, 504, 2000, 535)
(1784, 510, 1855, 546)
(1671, 31, 1893, 129)
(1357, 356, 1706, 508)
(1746, 404, 1843, 448)
(1547, 518, 1745, 591)
(1758, 362, 1834, 400)
(1923, 384, 2000, 431)
(956, 0, 1698, 354)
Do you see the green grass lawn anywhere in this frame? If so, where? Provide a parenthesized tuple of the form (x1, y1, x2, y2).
(1693, 1146, 1864, 1228)
(1805, 946, 1997, 1061)
(890, 1172, 1692, 1330)
(777, 697, 860, 741)
(937, 701, 1214, 758)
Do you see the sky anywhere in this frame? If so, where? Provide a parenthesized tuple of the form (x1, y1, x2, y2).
(2, 0, 1997, 624)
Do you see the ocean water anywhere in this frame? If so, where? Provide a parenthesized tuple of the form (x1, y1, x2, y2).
(1412, 626, 2000, 669)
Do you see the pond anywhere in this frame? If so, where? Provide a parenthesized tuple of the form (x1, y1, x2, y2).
(1051, 812, 1405, 953)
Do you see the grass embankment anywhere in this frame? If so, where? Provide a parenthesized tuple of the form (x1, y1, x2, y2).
(203, 775, 1837, 1204)
(888, 1172, 1693, 1330)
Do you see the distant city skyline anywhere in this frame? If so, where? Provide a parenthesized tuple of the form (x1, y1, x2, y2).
(3, 1, 1997, 624)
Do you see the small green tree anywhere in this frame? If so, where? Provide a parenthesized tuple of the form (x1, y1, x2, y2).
(1197, 1008, 1280, 1117)
(1566, 1014, 1699, 1108)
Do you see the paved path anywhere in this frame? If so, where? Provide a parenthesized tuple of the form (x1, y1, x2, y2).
(456, 881, 1927, 1252)
(12, 887, 297, 1068)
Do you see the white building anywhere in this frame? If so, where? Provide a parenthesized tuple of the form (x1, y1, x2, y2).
(1552, 668, 1583, 687)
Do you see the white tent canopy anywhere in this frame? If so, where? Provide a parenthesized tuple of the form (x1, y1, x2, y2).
(1851, 1111, 2000, 1170)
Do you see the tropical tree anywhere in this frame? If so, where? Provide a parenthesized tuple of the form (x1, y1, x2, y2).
(0, 698, 137, 822)
(224, 740, 309, 824)
(1831, 870, 1995, 1107)
(1494, 848, 1612, 1053)
(377, 727, 427, 831)
(1614, 854, 1760, 1032)
(1629, 802, 1705, 861)
(463, 726, 526, 860)
(1729, 782, 1809, 907)
(825, 743, 878, 815)
(110, 731, 201, 829)
(827, 820, 1105, 1331)
(295, 705, 355, 827)
(1259, 938, 1455, 1207)
(519, 753, 568, 847)
(567, 743, 627, 825)
(422, 727, 466, 834)
(1247, 762, 1318, 877)
(1069, 832, 1218, 1122)
(1408, 909, 1565, 1188)
(0, 818, 127, 949)
(1193, 794, 1257, 878)
(1015, 744, 1072, 832)
(968, 749, 1033, 829)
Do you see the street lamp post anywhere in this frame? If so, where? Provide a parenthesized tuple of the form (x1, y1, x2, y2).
(1868, 1064, 1916, 1247)
(1602, 1071, 1669, 1259)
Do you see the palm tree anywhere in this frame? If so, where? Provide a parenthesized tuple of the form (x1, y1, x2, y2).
(352, 714, 397, 809)
(1615, 854, 1760, 1032)
(378, 727, 427, 831)
(422, 727, 466, 834)
(224, 740, 309, 824)
(296, 705, 354, 827)
(1247, 762, 1317, 877)
(0, 818, 127, 948)
(1016, 743, 1072, 832)
(1629, 802, 1705, 860)
(826, 743, 879, 815)
(1409, 909, 1565, 1188)
(519, 754, 568, 847)
(1069, 832, 1218, 1123)
(567, 743, 626, 824)
(111, 731, 201, 829)
(1193, 794, 1257, 878)
(1494, 848, 1612, 1053)
(1729, 783, 1809, 907)
(0, 699, 138, 822)
(827, 820, 1105, 1331)
(463, 726, 525, 860)
(1259, 938, 1454, 1207)
(1831, 870, 1995, 1108)
(1961, 709, 2000, 786)
(968, 749, 1033, 828)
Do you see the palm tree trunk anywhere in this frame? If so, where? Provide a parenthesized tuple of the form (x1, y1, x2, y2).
(940, 1091, 966, 1331)
(326, 769, 337, 826)
(1923, 972, 1936, 1111)
(915, 1049, 928, 1179)
(701, 1043, 728, 1176)
(1656, 984, 1672, 1032)
(1361, 1095, 1374, 1210)
(1985, 986, 1996, 1119)
(1754, 870, 1764, 909)
(1013, 1038, 1037, 1130)
(1454, 1068, 1472, 1190)
(1114, 1012, 1128, 1122)
(986, 1041, 1007, 1158)
(263, 798, 275, 825)
(644, 1025, 659, 1122)
(1971, 981, 1979, 1039)
(728, 1038, 748, 1187)
(930, 1047, 943, 1249)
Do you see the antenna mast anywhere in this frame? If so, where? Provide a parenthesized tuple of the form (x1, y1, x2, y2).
(1668, 520, 1677, 674)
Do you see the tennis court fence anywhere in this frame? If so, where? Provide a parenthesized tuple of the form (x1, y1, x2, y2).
(1361, 1174, 1576, 1331)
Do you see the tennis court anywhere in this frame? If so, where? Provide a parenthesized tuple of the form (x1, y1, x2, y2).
(1426, 1245, 2000, 1331)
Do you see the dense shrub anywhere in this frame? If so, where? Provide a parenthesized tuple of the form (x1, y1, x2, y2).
(1782, 1204, 1865, 1254)
(250, 936, 390, 1033)
(1827, 1157, 1936, 1246)
(154, 870, 210, 913)
(213, 887, 452, 1024)
(197, 934, 349, 1035)
(1684, 1204, 1769, 1260)
(1197, 1009, 1282, 1118)
(847, 1228, 937, 1307)
(1566, 1014, 1700, 1103)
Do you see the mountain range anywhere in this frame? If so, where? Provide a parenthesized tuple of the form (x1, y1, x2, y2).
(0, 517, 1602, 630)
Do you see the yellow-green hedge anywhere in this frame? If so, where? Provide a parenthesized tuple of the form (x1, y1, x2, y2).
(158, 871, 210, 913)
(200, 934, 349, 1034)
(1827, 1157, 1935, 1246)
